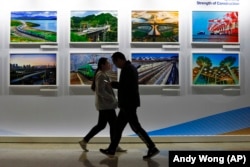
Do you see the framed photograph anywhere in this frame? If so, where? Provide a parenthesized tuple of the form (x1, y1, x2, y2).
(131, 52, 179, 86)
(69, 52, 118, 86)
(70, 10, 118, 43)
(192, 11, 239, 44)
(191, 52, 240, 86)
(10, 11, 57, 44)
(131, 10, 179, 43)
(9, 53, 57, 86)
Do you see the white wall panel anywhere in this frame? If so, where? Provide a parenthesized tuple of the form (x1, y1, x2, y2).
(0, 0, 249, 138)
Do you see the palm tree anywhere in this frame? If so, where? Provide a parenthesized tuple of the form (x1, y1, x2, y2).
(219, 56, 238, 84)
(193, 56, 212, 84)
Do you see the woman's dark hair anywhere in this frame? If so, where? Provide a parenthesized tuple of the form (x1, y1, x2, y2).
(91, 57, 108, 91)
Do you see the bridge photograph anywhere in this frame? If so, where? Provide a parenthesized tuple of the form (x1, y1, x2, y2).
(192, 53, 239, 86)
(192, 11, 238, 43)
(10, 11, 57, 43)
(70, 11, 118, 42)
(131, 11, 179, 42)
(70, 53, 117, 85)
(132, 53, 179, 85)
(9, 53, 57, 86)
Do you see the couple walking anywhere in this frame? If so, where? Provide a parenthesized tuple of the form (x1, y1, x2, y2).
(79, 51, 159, 159)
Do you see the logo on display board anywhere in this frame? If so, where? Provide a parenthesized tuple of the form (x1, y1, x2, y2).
(196, 0, 240, 6)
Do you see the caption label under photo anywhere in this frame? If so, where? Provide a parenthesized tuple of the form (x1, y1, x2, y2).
(169, 151, 250, 167)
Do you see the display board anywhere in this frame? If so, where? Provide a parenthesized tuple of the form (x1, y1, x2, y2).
(0, 0, 249, 138)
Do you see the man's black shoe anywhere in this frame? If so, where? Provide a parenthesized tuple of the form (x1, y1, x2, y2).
(100, 148, 115, 158)
(143, 147, 160, 159)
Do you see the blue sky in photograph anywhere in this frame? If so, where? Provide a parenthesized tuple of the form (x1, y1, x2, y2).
(71, 10, 117, 18)
(192, 11, 229, 34)
(11, 11, 57, 19)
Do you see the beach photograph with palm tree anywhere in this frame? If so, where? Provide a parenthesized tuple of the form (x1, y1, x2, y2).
(192, 53, 239, 86)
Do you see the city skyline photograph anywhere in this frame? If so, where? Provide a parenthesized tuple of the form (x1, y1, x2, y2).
(10, 53, 57, 86)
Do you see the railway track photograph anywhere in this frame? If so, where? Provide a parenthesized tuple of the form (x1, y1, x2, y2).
(10, 11, 57, 43)
(70, 53, 117, 86)
(131, 53, 179, 85)
(70, 10, 118, 43)
(9, 53, 57, 86)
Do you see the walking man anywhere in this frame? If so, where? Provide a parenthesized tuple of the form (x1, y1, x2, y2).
(100, 52, 160, 159)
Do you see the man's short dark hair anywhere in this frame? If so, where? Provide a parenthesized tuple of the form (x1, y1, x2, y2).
(112, 52, 126, 61)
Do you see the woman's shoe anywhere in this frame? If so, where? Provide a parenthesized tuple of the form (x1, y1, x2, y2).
(79, 140, 89, 152)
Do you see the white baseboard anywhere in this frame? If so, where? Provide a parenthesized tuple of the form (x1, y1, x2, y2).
(0, 136, 249, 143)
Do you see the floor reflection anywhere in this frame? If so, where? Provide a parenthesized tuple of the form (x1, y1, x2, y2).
(99, 157, 119, 167)
(79, 151, 163, 167)
(79, 152, 96, 167)
(1, 142, 248, 167)
(143, 159, 160, 167)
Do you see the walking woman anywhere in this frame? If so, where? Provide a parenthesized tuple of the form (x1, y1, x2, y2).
(100, 52, 159, 159)
(79, 57, 125, 152)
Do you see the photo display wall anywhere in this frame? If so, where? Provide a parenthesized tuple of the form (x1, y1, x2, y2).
(5, 8, 241, 92)
(9, 10, 239, 44)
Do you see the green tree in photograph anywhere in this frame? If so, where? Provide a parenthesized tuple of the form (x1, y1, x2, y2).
(70, 12, 117, 42)
(219, 56, 238, 84)
(193, 56, 212, 84)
